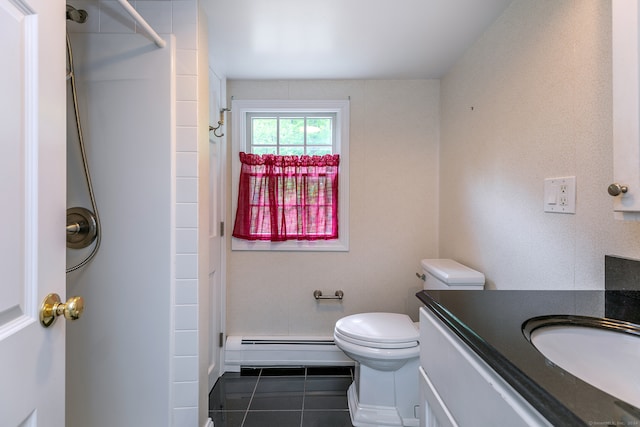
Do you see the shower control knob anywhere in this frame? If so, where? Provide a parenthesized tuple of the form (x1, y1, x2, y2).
(66, 207, 98, 249)
(608, 183, 628, 197)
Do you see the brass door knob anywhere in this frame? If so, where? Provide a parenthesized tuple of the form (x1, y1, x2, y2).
(608, 183, 629, 196)
(40, 293, 84, 327)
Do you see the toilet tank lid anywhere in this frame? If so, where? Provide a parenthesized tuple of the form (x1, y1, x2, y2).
(421, 259, 485, 285)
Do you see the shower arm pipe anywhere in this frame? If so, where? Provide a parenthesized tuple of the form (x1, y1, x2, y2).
(117, 0, 166, 48)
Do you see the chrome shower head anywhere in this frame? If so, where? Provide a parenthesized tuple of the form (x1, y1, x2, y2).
(66, 5, 88, 23)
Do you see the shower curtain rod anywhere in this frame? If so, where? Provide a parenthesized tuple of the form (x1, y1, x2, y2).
(117, 0, 166, 48)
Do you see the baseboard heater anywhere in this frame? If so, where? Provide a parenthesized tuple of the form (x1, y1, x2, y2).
(224, 335, 354, 372)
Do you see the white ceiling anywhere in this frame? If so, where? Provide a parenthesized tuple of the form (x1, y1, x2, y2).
(207, 0, 514, 80)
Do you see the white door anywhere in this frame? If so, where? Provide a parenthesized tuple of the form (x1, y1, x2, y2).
(0, 0, 67, 426)
(208, 70, 226, 388)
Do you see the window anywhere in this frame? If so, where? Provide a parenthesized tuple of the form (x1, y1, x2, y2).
(248, 113, 336, 156)
(231, 100, 349, 251)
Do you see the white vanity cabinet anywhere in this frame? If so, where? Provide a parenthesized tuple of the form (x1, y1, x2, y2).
(611, 0, 640, 217)
(418, 307, 551, 427)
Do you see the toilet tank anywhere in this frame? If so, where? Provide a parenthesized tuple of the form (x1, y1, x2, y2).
(421, 259, 485, 290)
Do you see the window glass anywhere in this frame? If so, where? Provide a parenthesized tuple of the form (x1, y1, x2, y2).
(251, 117, 277, 145)
(248, 113, 336, 155)
(279, 117, 304, 146)
(307, 118, 332, 145)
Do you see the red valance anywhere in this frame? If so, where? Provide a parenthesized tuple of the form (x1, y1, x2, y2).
(238, 152, 340, 167)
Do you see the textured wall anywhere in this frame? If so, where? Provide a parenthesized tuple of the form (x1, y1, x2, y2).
(440, 0, 640, 290)
(226, 80, 440, 333)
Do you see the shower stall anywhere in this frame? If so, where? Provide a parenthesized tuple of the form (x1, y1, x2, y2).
(63, 0, 220, 424)
(65, 30, 175, 425)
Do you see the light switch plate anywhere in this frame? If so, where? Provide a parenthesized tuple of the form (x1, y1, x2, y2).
(544, 176, 576, 214)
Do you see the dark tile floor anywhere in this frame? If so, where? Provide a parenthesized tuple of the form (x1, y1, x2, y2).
(209, 367, 355, 427)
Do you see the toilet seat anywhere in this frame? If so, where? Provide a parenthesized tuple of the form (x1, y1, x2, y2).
(335, 329, 418, 350)
(335, 313, 419, 349)
(334, 332, 420, 362)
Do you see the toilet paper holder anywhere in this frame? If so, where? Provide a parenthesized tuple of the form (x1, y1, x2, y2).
(313, 290, 344, 300)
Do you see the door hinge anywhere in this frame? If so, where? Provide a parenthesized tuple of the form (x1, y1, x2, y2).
(219, 221, 224, 237)
(219, 332, 224, 347)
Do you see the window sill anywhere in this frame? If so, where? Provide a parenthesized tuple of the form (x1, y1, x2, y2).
(231, 236, 349, 252)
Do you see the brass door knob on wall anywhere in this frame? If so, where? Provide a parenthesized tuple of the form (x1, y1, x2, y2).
(40, 293, 84, 327)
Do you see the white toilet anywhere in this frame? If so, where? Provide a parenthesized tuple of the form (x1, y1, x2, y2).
(334, 259, 484, 427)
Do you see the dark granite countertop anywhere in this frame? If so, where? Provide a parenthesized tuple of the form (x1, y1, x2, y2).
(416, 289, 640, 427)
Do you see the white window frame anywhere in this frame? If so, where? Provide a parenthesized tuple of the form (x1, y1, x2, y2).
(231, 99, 350, 251)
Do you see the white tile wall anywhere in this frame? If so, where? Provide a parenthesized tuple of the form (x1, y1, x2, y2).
(177, 75, 198, 101)
(176, 178, 198, 202)
(173, 0, 202, 412)
(68, 1, 203, 424)
(177, 126, 198, 151)
(173, 407, 198, 426)
(176, 228, 198, 252)
(176, 49, 198, 75)
(100, 1, 136, 33)
(174, 356, 198, 381)
(135, 1, 173, 34)
(174, 381, 199, 406)
(176, 203, 198, 228)
(176, 152, 198, 176)
(176, 279, 198, 304)
(172, 1, 198, 50)
(176, 254, 199, 279)
(175, 305, 199, 329)
(175, 330, 198, 356)
(177, 101, 199, 126)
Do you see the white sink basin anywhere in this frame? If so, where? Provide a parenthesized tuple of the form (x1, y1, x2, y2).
(523, 316, 640, 409)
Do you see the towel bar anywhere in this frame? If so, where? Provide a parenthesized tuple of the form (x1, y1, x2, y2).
(313, 290, 344, 300)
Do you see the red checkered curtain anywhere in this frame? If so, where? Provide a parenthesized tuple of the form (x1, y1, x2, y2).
(232, 152, 340, 241)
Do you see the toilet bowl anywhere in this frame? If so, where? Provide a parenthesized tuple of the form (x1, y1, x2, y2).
(334, 312, 419, 371)
(334, 259, 484, 427)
